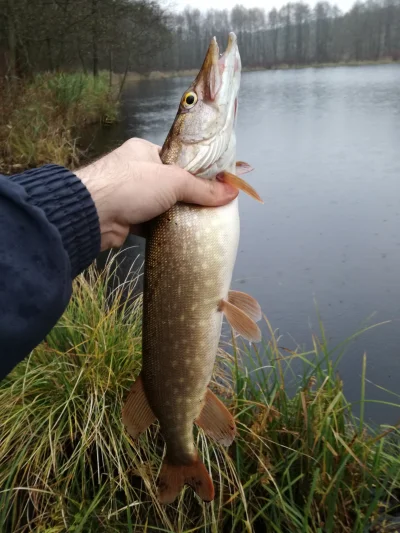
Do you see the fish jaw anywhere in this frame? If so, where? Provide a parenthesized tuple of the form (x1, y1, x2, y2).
(160, 32, 241, 177)
(193, 32, 241, 107)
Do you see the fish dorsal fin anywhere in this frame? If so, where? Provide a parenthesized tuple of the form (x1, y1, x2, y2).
(195, 388, 236, 446)
(236, 161, 254, 175)
(217, 171, 263, 203)
(228, 290, 262, 322)
(219, 299, 262, 342)
(158, 454, 215, 504)
(122, 374, 156, 439)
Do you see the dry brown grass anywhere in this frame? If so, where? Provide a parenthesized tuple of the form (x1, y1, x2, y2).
(0, 72, 118, 174)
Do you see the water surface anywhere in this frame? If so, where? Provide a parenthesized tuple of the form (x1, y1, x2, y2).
(91, 65, 400, 424)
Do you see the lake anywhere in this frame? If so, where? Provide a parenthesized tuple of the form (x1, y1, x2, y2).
(91, 64, 400, 424)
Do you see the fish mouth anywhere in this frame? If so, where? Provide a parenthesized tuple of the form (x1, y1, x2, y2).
(218, 32, 240, 71)
(195, 32, 241, 102)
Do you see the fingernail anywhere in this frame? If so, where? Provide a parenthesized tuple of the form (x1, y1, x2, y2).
(216, 174, 236, 194)
(223, 183, 238, 197)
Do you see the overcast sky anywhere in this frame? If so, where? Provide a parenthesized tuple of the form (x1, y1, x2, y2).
(169, 0, 354, 14)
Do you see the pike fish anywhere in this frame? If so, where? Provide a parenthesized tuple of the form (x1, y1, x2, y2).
(122, 32, 263, 504)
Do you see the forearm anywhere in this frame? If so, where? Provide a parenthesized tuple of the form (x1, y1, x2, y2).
(0, 166, 100, 380)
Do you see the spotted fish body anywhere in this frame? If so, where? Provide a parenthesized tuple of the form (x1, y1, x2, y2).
(122, 33, 262, 504)
(143, 198, 239, 465)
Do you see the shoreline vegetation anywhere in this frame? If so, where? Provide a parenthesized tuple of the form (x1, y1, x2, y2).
(1, 58, 396, 175)
(123, 57, 400, 81)
(0, 72, 119, 175)
(2, 0, 400, 172)
(0, 261, 399, 532)
(1, 0, 400, 529)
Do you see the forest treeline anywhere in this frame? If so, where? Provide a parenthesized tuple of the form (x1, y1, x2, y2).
(1, 0, 400, 77)
(0, 0, 169, 77)
(161, 0, 400, 69)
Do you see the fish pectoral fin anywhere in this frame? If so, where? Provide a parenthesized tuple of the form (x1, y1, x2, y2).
(219, 299, 262, 342)
(228, 290, 262, 322)
(122, 374, 156, 439)
(195, 389, 236, 446)
(236, 161, 254, 175)
(216, 171, 263, 203)
(158, 454, 215, 504)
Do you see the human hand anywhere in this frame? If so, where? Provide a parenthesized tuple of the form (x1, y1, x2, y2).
(75, 138, 238, 251)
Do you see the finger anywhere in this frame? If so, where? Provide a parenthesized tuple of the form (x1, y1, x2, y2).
(156, 165, 238, 206)
(174, 170, 239, 207)
(121, 138, 162, 162)
(123, 137, 155, 149)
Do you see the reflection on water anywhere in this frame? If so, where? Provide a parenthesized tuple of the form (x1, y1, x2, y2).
(89, 65, 400, 424)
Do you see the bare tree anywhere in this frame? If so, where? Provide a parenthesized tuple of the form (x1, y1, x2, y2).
(1, 0, 400, 78)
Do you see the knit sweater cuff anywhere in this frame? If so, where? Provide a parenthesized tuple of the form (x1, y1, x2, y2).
(9, 164, 100, 278)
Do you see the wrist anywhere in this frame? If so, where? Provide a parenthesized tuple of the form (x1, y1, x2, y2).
(75, 163, 128, 251)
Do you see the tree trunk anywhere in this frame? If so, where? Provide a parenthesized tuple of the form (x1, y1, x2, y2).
(272, 29, 278, 65)
(77, 37, 87, 74)
(109, 47, 113, 87)
(297, 24, 303, 63)
(58, 39, 65, 72)
(6, 0, 17, 77)
(92, 0, 99, 77)
(285, 6, 291, 63)
(46, 38, 54, 71)
(118, 48, 131, 99)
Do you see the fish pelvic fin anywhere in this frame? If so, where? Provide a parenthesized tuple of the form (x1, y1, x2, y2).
(228, 290, 262, 322)
(216, 170, 263, 203)
(219, 299, 262, 342)
(158, 454, 215, 504)
(122, 374, 156, 439)
(196, 388, 236, 446)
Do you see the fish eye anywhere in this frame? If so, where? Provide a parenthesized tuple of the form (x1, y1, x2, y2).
(182, 91, 198, 109)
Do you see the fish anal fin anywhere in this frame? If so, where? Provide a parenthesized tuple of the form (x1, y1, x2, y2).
(228, 290, 262, 322)
(195, 389, 236, 446)
(158, 454, 215, 504)
(219, 299, 262, 342)
(216, 171, 263, 203)
(122, 374, 156, 439)
(236, 161, 254, 175)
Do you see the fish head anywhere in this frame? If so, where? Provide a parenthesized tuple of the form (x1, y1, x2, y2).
(161, 32, 241, 177)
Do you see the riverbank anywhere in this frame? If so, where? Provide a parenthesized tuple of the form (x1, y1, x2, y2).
(0, 259, 399, 532)
(274, 57, 400, 70)
(0, 72, 119, 175)
(119, 58, 400, 83)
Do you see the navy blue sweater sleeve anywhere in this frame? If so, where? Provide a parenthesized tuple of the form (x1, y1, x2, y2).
(0, 165, 100, 380)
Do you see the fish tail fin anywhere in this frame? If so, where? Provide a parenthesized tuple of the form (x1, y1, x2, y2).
(158, 454, 215, 504)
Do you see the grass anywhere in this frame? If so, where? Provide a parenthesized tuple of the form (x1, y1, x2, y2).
(0, 72, 119, 174)
(0, 258, 399, 532)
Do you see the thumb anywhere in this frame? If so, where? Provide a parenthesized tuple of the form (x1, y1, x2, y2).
(165, 166, 238, 207)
